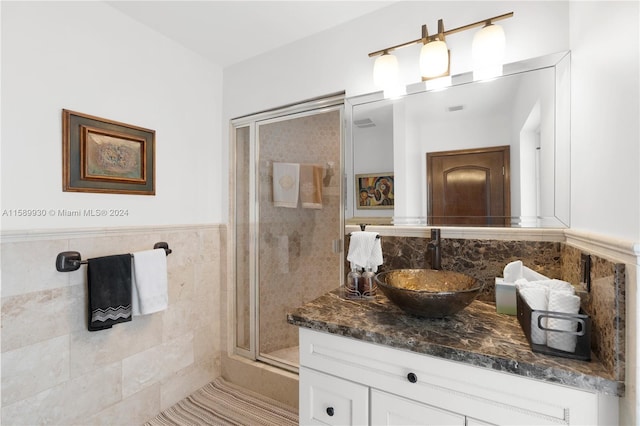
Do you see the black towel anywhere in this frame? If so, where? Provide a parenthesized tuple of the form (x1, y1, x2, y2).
(87, 254, 133, 331)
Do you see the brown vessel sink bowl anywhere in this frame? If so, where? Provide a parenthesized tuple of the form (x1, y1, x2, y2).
(375, 269, 483, 318)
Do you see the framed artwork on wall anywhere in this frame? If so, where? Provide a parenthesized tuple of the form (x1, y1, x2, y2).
(62, 109, 155, 195)
(355, 173, 394, 209)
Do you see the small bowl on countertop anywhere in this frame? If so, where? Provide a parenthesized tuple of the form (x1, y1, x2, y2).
(375, 269, 483, 318)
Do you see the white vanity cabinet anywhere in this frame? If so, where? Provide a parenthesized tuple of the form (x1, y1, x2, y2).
(298, 328, 618, 425)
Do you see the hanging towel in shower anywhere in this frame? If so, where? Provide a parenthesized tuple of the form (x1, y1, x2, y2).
(132, 248, 168, 316)
(87, 254, 133, 331)
(300, 164, 323, 209)
(273, 162, 300, 208)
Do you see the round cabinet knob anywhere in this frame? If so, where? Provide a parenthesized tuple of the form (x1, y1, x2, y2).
(407, 372, 418, 383)
(326, 407, 335, 416)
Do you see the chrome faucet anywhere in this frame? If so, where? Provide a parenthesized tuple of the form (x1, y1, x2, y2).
(427, 228, 441, 270)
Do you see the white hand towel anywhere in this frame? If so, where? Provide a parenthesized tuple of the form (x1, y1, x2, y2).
(132, 249, 168, 316)
(367, 237, 384, 272)
(518, 287, 548, 345)
(547, 291, 581, 353)
(347, 231, 380, 270)
(273, 162, 300, 208)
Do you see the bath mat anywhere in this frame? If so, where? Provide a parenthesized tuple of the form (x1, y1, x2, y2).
(144, 377, 298, 426)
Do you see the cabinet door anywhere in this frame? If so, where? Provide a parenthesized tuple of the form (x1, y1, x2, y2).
(371, 389, 465, 426)
(299, 367, 368, 425)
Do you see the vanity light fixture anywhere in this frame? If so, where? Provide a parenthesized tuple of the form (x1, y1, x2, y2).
(372, 50, 406, 98)
(369, 12, 513, 92)
(472, 20, 507, 80)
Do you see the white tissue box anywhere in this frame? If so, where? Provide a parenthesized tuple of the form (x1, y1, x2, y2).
(495, 277, 517, 315)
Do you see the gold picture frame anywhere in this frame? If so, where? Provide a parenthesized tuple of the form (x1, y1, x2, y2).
(62, 109, 155, 195)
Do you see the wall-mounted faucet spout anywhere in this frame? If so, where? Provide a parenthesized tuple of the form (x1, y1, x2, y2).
(427, 228, 441, 270)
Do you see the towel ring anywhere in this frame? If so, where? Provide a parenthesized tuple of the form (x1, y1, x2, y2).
(55, 242, 172, 272)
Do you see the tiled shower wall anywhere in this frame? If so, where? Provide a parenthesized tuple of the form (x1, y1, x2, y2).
(1, 225, 224, 425)
(362, 235, 625, 382)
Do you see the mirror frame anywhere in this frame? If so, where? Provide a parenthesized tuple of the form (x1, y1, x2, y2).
(344, 51, 571, 228)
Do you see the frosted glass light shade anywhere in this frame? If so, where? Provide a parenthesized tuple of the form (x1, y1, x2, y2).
(472, 23, 506, 80)
(373, 53, 399, 90)
(420, 40, 449, 79)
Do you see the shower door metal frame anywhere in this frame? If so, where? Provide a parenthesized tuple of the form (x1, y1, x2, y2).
(229, 93, 345, 373)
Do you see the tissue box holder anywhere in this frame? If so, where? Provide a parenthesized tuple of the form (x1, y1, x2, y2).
(495, 278, 516, 315)
(516, 290, 592, 361)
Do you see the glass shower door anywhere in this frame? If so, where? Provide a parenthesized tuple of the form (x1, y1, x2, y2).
(232, 97, 344, 372)
(256, 107, 342, 370)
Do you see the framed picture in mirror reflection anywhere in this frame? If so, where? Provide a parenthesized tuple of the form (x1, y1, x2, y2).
(356, 173, 394, 209)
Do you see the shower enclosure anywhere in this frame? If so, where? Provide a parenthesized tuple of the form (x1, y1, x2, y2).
(231, 94, 344, 372)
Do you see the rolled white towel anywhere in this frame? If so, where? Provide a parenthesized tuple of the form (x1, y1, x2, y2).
(503, 260, 548, 283)
(546, 279, 575, 294)
(546, 291, 581, 353)
(503, 260, 524, 283)
(519, 287, 549, 345)
(525, 279, 575, 295)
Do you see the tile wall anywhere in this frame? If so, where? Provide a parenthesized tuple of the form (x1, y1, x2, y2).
(1, 224, 224, 425)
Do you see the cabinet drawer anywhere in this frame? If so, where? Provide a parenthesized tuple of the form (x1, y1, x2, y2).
(299, 367, 368, 425)
(371, 389, 465, 426)
(300, 328, 605, 425)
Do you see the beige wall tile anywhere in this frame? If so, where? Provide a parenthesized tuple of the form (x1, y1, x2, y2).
(0, 225, 222, 424)
(121, 344, 165, 399)
(159, 363, 215, 411)
(1, 239, 71, 297)
(1, 363, 121, 425)
(122, 332, 194, 398)
(1, 336, 70, 406)
(85, 384, 161, 426)
(69, 313, 163, 378)
(161, 297, 196, 343)
(1, 286, 80, 352)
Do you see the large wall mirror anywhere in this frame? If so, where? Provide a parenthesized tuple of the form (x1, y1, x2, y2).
(345, 51, 570, 228)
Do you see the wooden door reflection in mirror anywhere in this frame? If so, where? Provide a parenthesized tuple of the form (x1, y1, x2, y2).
(427, 146, 511, 226)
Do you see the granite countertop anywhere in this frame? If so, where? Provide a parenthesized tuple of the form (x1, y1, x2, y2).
(287, 290, 624, 397)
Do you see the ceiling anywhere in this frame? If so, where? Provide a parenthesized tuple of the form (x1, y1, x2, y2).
(107, 1, 395, 68)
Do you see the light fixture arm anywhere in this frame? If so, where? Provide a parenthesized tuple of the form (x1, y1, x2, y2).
(368, 11, 513, 58)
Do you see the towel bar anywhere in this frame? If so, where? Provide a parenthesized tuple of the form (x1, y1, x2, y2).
(55, 242, 172, 272)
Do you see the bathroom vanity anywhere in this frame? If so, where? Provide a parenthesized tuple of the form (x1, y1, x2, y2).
(288, 290, 622, 425)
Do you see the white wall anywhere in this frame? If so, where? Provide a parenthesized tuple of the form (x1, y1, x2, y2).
(1, 1, 223, 231)
(569, 1, 640, 242)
